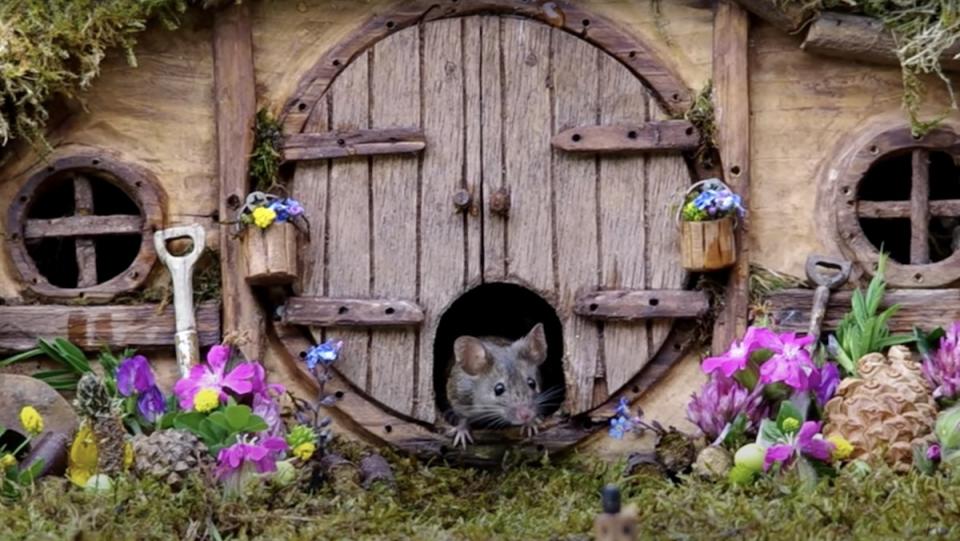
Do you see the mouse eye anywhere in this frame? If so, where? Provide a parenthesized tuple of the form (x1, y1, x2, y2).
(494, 383, 505, 396)
(526, 377, 537, 390)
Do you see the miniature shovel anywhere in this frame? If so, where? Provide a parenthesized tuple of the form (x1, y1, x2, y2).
(804, 254, 852, 346)
(154, 224, 206, 377)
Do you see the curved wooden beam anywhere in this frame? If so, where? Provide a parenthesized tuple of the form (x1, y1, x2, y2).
(731, 0, 813, 33)
(279, 0, 693, 135)
(272, 315, 696, 463)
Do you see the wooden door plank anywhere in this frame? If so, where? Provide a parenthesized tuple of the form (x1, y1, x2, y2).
(480, 16, 507, 280)
(214, 3, 263, 361)
(416, 19, 468, 422)
(369, 27, 420, 416)
(576, 290, 710, 320)
(463, 17, 483, 286)
(597, 52, 652, 396)
(645, 94, 690, 352)
(551, 120, 699, 153)
(502, 18, 553, 293)
(282, 128, 425, 161)
(551, 28, 601, 413)
(326, 54, 372, 390)
(283, 297, 423, 327)
(711, 1, 751, 354)
(292, 96, 328, 298)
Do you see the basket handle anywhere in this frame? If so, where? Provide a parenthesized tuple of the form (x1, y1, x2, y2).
(674, 178, 737, 227)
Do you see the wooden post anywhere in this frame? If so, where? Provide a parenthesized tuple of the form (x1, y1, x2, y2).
(711, 1, 751, 354)
(213, 3, 264, 360)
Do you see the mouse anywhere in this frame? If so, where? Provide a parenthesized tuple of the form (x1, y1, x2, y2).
(444, 323, 551, 449)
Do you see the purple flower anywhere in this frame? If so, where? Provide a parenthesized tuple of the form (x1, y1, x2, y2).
(305, 340, 343, 370)
(116, 355, 156, 397)
(758, 332, 816, 390)
(609, 416, 631, 439)
(764, 421, 835, 471)
(687, 374, 766, 441)
(923, 322, 960, 401)
(216, 435, 288, 479)
(250, 363, 286, 437)
(701, 326, 774, 377)
(810, 362, 840, 407)
(137, 386, 167, 422)
(173, 345, 258, 410)
(928, 444, 942, 462)
(268, 198, 304, 223)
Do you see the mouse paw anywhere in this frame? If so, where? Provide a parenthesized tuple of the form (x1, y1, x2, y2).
(447, 423, 474, 449)
(521, 422, 540, 439)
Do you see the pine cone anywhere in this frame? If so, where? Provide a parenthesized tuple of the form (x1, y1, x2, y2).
(824, 346, 937, 472)
(72, 373, 128, 476)
(74, 373, 117, 419)
(132, 429, 209, 489)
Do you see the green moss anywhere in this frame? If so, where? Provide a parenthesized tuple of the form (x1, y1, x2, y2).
(684, 80, 717, 170)
(3, 454, 960, 540)
(0, 0, 226, 151)
(249, 108, 284, 193)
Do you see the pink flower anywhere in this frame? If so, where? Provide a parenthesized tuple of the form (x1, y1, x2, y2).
(764, 421, 835, 471)
(215, 435, 288, 479)
(250, 363, 286, 437)
(758, 332, 816, 390)
(701, 327, 775, 377)
(173, 345, 259, 410)
(686, 374, 767, 441)
(923, 322, 960, 401)
(810, 362, 840, 406)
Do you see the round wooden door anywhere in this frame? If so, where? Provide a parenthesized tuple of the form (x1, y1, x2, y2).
(286, 13, 691, 433)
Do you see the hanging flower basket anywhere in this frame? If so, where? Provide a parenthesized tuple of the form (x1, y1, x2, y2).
(677, 179, 743, 272)
(237, 192, 308, 285)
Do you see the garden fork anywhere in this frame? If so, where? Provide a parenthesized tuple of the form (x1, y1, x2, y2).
(154, 224, 206, 377)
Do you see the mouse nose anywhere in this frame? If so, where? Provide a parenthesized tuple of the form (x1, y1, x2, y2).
(516, 407, 534, 424)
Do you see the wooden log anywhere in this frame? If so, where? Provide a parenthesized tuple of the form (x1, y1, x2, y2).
(574, 290, 710, 320)
(282, 128, 425, 161)
(732, 0, 813, 33)
(24, 215, 144, 239)
(283, 297, 424, 327)
(681, 216, 737, 272)
(802, 12, 960, 72)
(858, 199, 960, 219)
(711, 1, 751, 354)
(213, 3, 264, 361)
(19, 432, 70, 478)
(551, 120, 699, 153)
(0, 301, 222, 352)
(763, 288, 960, 333)
(241, 222, 299, 286)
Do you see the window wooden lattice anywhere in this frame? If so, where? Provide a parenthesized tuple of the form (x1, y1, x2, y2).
(6, 154, 164, 301)
(833, 125, 960, 287)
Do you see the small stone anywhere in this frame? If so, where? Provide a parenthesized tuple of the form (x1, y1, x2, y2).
(692, 446, 733, 481)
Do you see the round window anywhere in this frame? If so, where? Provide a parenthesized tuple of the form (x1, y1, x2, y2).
(6, 154, 164, 300)
(831, 125, 960, 287)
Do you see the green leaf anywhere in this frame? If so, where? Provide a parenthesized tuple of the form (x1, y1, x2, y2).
(0, 348, 42, 368)
(244, 415, 268, 433)
(223, 405, 252, 431)
(173, 412, 205, 433)
(775, 402, 803, 432)
(757, 419, 784, 447)
(52, 338, 90, 372)
(17, 458, 44, 483)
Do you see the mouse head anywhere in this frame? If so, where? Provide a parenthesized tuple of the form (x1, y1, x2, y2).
(453, 323, 547, 426)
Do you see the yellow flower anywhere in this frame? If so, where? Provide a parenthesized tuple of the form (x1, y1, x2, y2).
(0, 453, 16, 469)
(194, 388, 220, 413)
(252, 207, 277, 229)
(67, 422, 98, 487)
(124, 441, 134, 470)
(828, 434, 854, 461)
(782, 417, 800, 433)
(293, 442, 316, 461)
(19, 406, 43, 435)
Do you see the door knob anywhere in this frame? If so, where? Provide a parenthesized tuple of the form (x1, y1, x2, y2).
(490, 187, 511, 217)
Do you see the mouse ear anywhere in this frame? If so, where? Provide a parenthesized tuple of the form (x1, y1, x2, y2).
(517, 323, 547, 366)
(454, 336, 491, 375)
